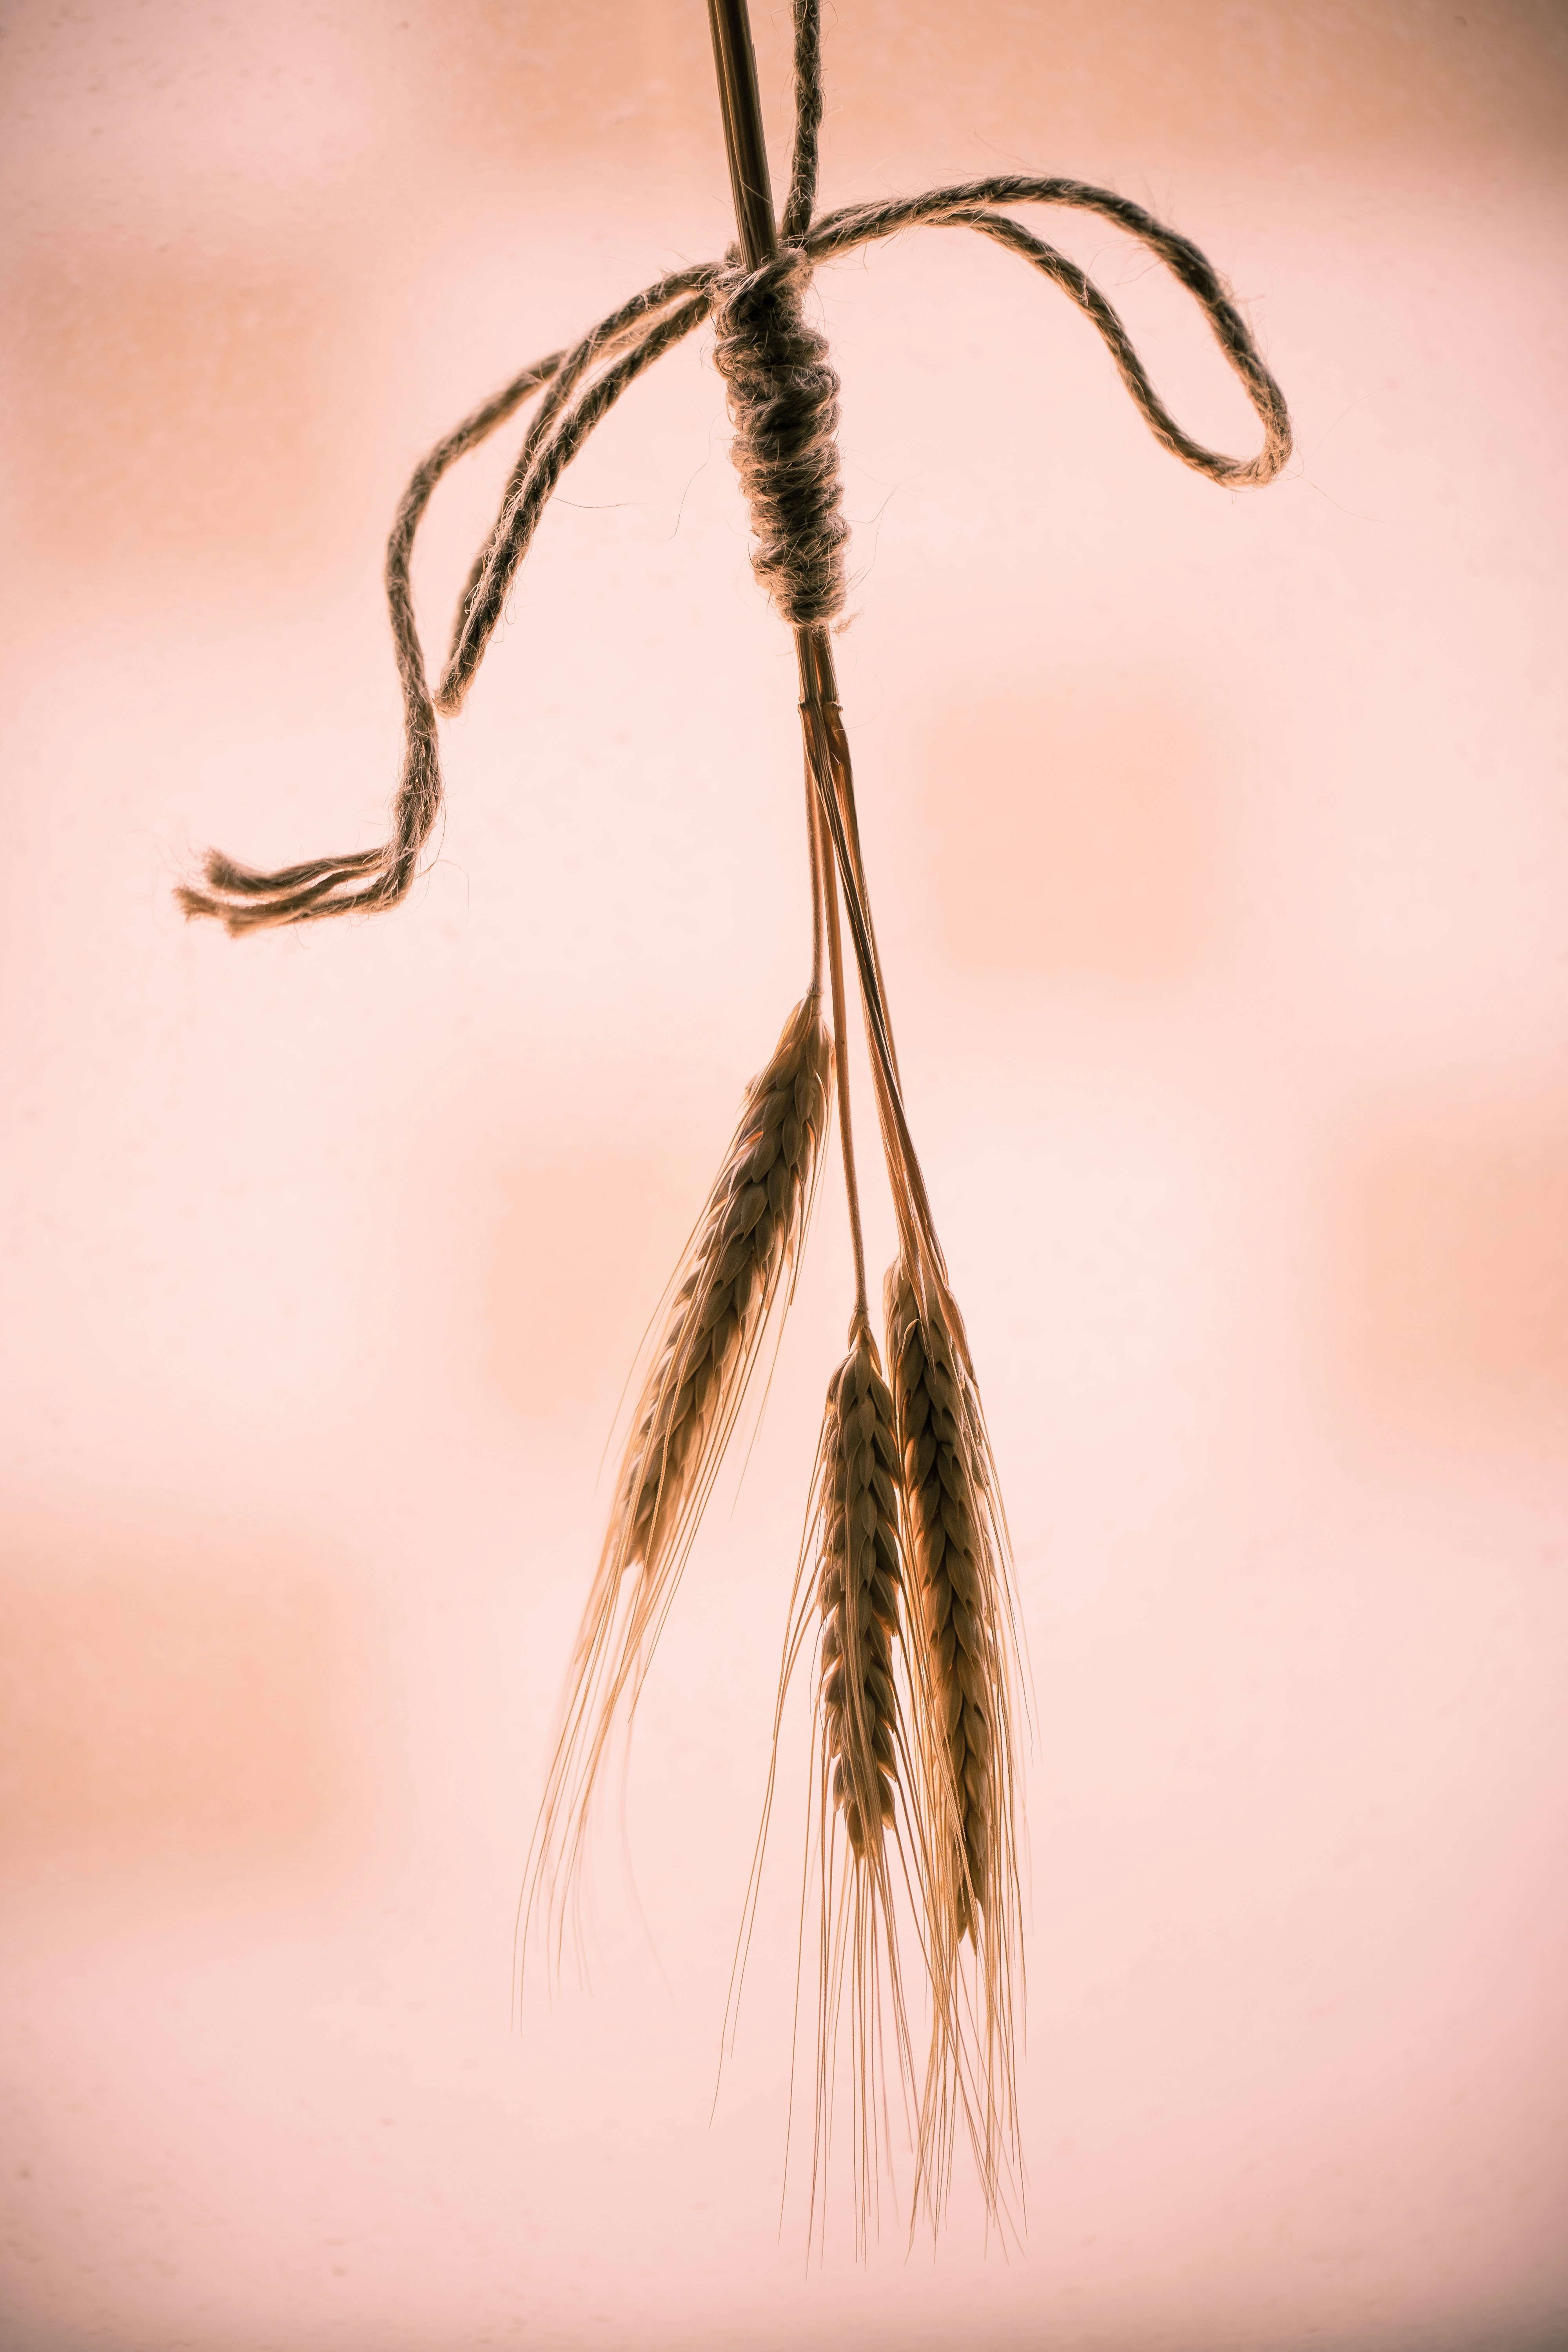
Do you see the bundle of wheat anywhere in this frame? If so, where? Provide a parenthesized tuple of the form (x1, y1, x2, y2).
(177, 0, 1290, 2245)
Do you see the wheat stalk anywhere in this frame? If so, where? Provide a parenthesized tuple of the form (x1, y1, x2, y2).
(790, 640, 1025, 2233)
(718, 782, 930, 2250)
(524, 989, 832, 1959)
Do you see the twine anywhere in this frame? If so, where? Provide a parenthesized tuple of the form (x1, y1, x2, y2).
(179, 0, 1292, 934)
(710, 244, 848, 628)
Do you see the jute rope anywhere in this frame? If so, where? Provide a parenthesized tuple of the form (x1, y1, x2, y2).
(179, 9, 1291, 934)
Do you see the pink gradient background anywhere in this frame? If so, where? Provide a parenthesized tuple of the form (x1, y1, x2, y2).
(2, 2, 1566, 2345)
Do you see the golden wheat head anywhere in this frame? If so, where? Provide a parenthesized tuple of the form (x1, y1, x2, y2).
(523, 991, 832, 1962)
(884, 1252, 1023, 2226)
(789, 1318, 924, 2250)
(818, 1325, 904, 1862)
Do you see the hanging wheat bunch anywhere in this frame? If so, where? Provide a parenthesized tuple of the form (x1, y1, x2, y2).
(177, 0, 1291, 2241)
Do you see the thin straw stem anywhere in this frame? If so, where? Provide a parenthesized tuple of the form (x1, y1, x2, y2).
(798, 627, 902, 1094)
(707, 0, 780, 269)
(805, 759, 825, 998)
(813, 758, 867, 1323)
(795, 630, 944, 1281)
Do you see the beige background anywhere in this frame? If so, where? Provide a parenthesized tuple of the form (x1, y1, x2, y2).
(2, 2, 1566, 2346)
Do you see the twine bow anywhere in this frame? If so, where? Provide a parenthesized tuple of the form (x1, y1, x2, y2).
(178, 11, 1290, 935)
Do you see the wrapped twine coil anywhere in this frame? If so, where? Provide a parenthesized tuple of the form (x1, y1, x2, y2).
(710, 243, 849, 628)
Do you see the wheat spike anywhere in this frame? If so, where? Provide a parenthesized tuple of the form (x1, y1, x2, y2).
(885, 1253, 1023, 2225)
(809, 1321, 915, 2244)
(744, 1317, 920, 2254)
(617, 995, 831, 1573)
(818, 1326, 904, 1862)
(525, 991, 832, 1960)
(886, 1265, 995, 1937)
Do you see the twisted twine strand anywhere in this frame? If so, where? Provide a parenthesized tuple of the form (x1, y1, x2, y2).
(780, 0, 822, 245)
(439, 265, 717, 712)
(176, 348, 564, 931)
(180, 157, 1290, 932)
(805, 175, 1291, 488)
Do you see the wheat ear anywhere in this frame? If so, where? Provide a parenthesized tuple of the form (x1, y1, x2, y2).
(808, 1318, 922, 2245)
(732, 1315, 920, 2254)
(524, 990, 832, 1961)
(885, 1253, 1024, 2228)
(818, 1327, 904, 1866)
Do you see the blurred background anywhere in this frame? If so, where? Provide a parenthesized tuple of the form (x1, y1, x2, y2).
(1, 2, 1565, 2345)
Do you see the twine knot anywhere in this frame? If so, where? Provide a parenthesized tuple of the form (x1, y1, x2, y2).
(710, 245, 849, 629)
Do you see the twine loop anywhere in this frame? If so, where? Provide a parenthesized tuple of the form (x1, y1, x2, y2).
(710, 244, 848, 628)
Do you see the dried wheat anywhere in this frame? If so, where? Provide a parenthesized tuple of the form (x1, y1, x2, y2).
(808, 1321, 916, 2243)
(735, 1313, 922, 2254)
(885, 1252, 1023, 2224)
(817, 1326, 904, 1864)
(524, 991, 832, 1956)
